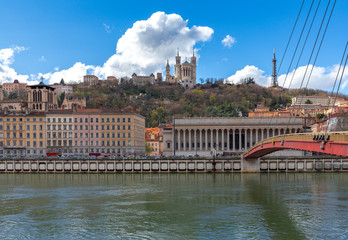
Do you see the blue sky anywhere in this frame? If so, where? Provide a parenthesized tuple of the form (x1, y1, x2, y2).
(0, 0, 347, 93)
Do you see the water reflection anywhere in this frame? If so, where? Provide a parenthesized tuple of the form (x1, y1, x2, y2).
(0, 173, 347, 239)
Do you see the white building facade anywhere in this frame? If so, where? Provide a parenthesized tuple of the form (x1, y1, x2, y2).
(163, 117, 304, 156)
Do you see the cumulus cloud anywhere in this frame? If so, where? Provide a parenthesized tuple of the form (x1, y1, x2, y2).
(221, 35, 236, 48)
(38, 62, 100, 84)
(224, 65, 269, 85)
(99, 11, 214, 77)
(0, 12, 214, 85)
(278, 65, 348, 91)
(0, 46, 33, 83)
(224, 64, 348, 93)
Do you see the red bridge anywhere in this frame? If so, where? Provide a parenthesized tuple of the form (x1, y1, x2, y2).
(243, 132, 348, 159)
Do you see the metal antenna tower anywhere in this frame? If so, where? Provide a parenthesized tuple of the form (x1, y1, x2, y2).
(271, 49, 278, 87)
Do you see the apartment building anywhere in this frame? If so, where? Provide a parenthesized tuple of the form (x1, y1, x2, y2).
(73, 109, 100, 155)
(46, 110, 74, 155)
(99, 110, 145, 155)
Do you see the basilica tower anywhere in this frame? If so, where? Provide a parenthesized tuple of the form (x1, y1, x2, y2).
(191, 48, 197, 85)
(174, 49, 182, 80)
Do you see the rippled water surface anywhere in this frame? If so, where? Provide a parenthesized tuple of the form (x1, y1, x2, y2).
(0, 173, 347, 239)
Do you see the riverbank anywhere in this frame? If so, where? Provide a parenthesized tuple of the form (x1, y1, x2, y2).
(0, 157, 347, 173)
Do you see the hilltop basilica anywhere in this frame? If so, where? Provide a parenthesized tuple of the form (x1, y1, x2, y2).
(166, 49, 196, 88)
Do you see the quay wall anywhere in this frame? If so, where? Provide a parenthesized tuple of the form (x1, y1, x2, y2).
(0, 157, 348, 173)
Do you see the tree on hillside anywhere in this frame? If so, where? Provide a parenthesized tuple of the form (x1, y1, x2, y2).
(60, 78, 65, 85)
(57, 92, 65, 108)
(240, 77, 255, 85)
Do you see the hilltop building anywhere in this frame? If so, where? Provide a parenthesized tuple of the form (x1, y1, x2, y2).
(50, 83, 73, 96)
(83, 75, 101, 86)
(2, 80, 27, 94)
(166, 49, 197, 88)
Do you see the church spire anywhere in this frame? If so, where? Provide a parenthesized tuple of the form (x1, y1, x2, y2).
(271, 48, 278, 87)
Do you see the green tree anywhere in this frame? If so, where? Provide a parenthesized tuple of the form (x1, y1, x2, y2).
(57, 92, 65, 108)
(145, 143, 153, 155)
(149, 107, 166, 127)
(60, 78, 65, 85)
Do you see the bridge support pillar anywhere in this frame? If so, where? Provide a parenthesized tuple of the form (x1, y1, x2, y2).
(241, 156, 260, 173)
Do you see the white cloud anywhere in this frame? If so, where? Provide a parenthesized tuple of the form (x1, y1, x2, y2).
(224, 64, 348, 93)
(221, 35, 236, 48)
(224, 65, 269, 85)
(39, 62, 99, 84)
(0, 12, 214, 85)
(0, 46, 34, 84)
(0, 46, 25, 65)
(278, 65, 348, 91)
(98, 11, 214, 77)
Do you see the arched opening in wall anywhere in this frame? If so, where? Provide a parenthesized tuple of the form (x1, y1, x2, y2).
(39, 91, 42, 102)
(9, 105, 14, 110)
(33, 104, 35, 110)
(275, 129, 279, 136)
(33, 91, 37, 102)
(39, 104, 42, 110)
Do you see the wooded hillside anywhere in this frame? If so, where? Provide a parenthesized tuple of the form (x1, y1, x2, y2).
(72, 81, 340, 127)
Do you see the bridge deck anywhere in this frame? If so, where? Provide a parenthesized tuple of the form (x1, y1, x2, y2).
(244, 131, 348, 159)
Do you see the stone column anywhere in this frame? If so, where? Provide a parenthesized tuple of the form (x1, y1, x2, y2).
(210, 129, 213, 150)
(227, 129, 230, 151)
(232, 129, 235, 151)
(183, 130, 186, 152)
(205, 130, 208, 151)
(256, 128, 258, 143)
(250, 129, 253, 148)
(216, 130, 219, 151)
(244, 129, 248, 150)
(194, 130, 197, 153)
(239, 129, 242, 151)
(177, 130, 181, 151)
(199, 130, 202, 151)
(189, 130, 192, 151)
(261, 128, 264, 141)
(221, 129, 224, 151)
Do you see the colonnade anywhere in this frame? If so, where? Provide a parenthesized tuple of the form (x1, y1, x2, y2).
(173, 127, 301, 153)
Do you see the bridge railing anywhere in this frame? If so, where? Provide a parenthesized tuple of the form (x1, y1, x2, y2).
(244, 131, 348, 156)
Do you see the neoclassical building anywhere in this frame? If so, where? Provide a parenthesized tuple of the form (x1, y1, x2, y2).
(163, 117, 303, 156)
(166, 50, 196, 88)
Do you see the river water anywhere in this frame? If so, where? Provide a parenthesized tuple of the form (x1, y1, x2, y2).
(0, 173, 347, 239)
